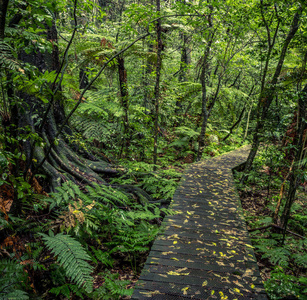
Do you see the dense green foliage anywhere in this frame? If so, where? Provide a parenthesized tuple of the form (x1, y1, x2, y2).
(0, 0, 306, 298)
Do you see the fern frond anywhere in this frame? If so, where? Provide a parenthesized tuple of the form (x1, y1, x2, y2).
(2, 290, 29, 300)
(40, 233, 94, 292)
(0, 41, 20, 71)
(0, 259, 28, 299)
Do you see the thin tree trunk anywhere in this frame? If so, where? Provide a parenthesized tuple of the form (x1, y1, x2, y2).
(243, 105, 252, 142)
(117, 56, 129, 157)
(196, 27, 215, 161)
(153, 0, 162, 169)
(223, 85, 254, 141)
(175, 33, 189, 115)
(280, 84, 307, 239)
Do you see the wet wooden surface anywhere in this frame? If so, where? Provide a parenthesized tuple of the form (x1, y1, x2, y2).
(132, 146, 267, 299)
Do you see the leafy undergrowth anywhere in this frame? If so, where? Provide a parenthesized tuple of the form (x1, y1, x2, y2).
(234, 146, 307, 300)
(0, 165, 182, 299)
(0, 139, 257, 299)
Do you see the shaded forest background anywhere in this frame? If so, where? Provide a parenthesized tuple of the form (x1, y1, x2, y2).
(0, 0, 306, 299)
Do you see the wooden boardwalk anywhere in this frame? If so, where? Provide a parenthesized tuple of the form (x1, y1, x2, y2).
(132, 146, 267, 299)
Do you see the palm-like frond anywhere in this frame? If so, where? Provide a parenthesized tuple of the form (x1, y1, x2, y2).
(40, 233, 94, 292)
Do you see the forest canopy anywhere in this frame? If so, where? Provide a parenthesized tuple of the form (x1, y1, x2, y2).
(0, 0, 306, 299)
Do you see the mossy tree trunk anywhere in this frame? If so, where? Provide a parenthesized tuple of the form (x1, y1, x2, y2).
(13, 12, 116, 196)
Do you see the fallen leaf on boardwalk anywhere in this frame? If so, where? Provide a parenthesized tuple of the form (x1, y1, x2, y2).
(233, 288, 242, 295)
(181, 287, 189, 295)
(171, 257, 179, 261)
(202, 280, 208, 286)
(172, 225, 182, 228)
(140, 290, 161, 297)
(175, 267, 187, 272)
(162, 251, 173, 255)
(167, 271, 189, 275)
(234, 280, 244, 288)
(243, 269, 253, 277)
(219, 291, 228, 300)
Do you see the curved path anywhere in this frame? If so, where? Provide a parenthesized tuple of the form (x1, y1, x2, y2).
(132, 145, 267, 299)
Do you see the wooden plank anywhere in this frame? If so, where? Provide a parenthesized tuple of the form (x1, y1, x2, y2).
(150, 241, 255, 260)
(132, 281, 267, 300)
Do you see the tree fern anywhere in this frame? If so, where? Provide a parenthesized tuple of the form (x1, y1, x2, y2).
(40, 233, 94, 292)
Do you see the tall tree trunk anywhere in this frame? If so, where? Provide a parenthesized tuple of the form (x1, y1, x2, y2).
(117, 56, 130, 157)
(153, 0, 162, 169)
(175, 33, 190, 115)
(196, 8, 214, 162)
(15, 5, 114, 194)
(280, 83, 307, 243)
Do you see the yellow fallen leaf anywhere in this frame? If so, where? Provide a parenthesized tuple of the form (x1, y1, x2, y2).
(173, 225, 182, 228)
(181, 287, 189, 295)
(173, 241, 177, 244)
(171, 257, 179, 261)
(202, 280, 208, 286)
(167, 271, 190, 275)
(251, 284, 255, 289)
(162, 251, 173, 255)
(175, 267, 187, 272)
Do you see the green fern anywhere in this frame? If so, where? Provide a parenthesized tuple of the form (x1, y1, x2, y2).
(0, 41, 20, 71)
(40, 233, 94, 292)
(92, 271, 133, 300)
(3, 290, 29, 300)
(0, 259, 29, 300)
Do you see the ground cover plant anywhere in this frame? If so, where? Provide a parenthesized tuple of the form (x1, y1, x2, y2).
(0, 0, 307, 299)
(235, 144, 307, 300)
